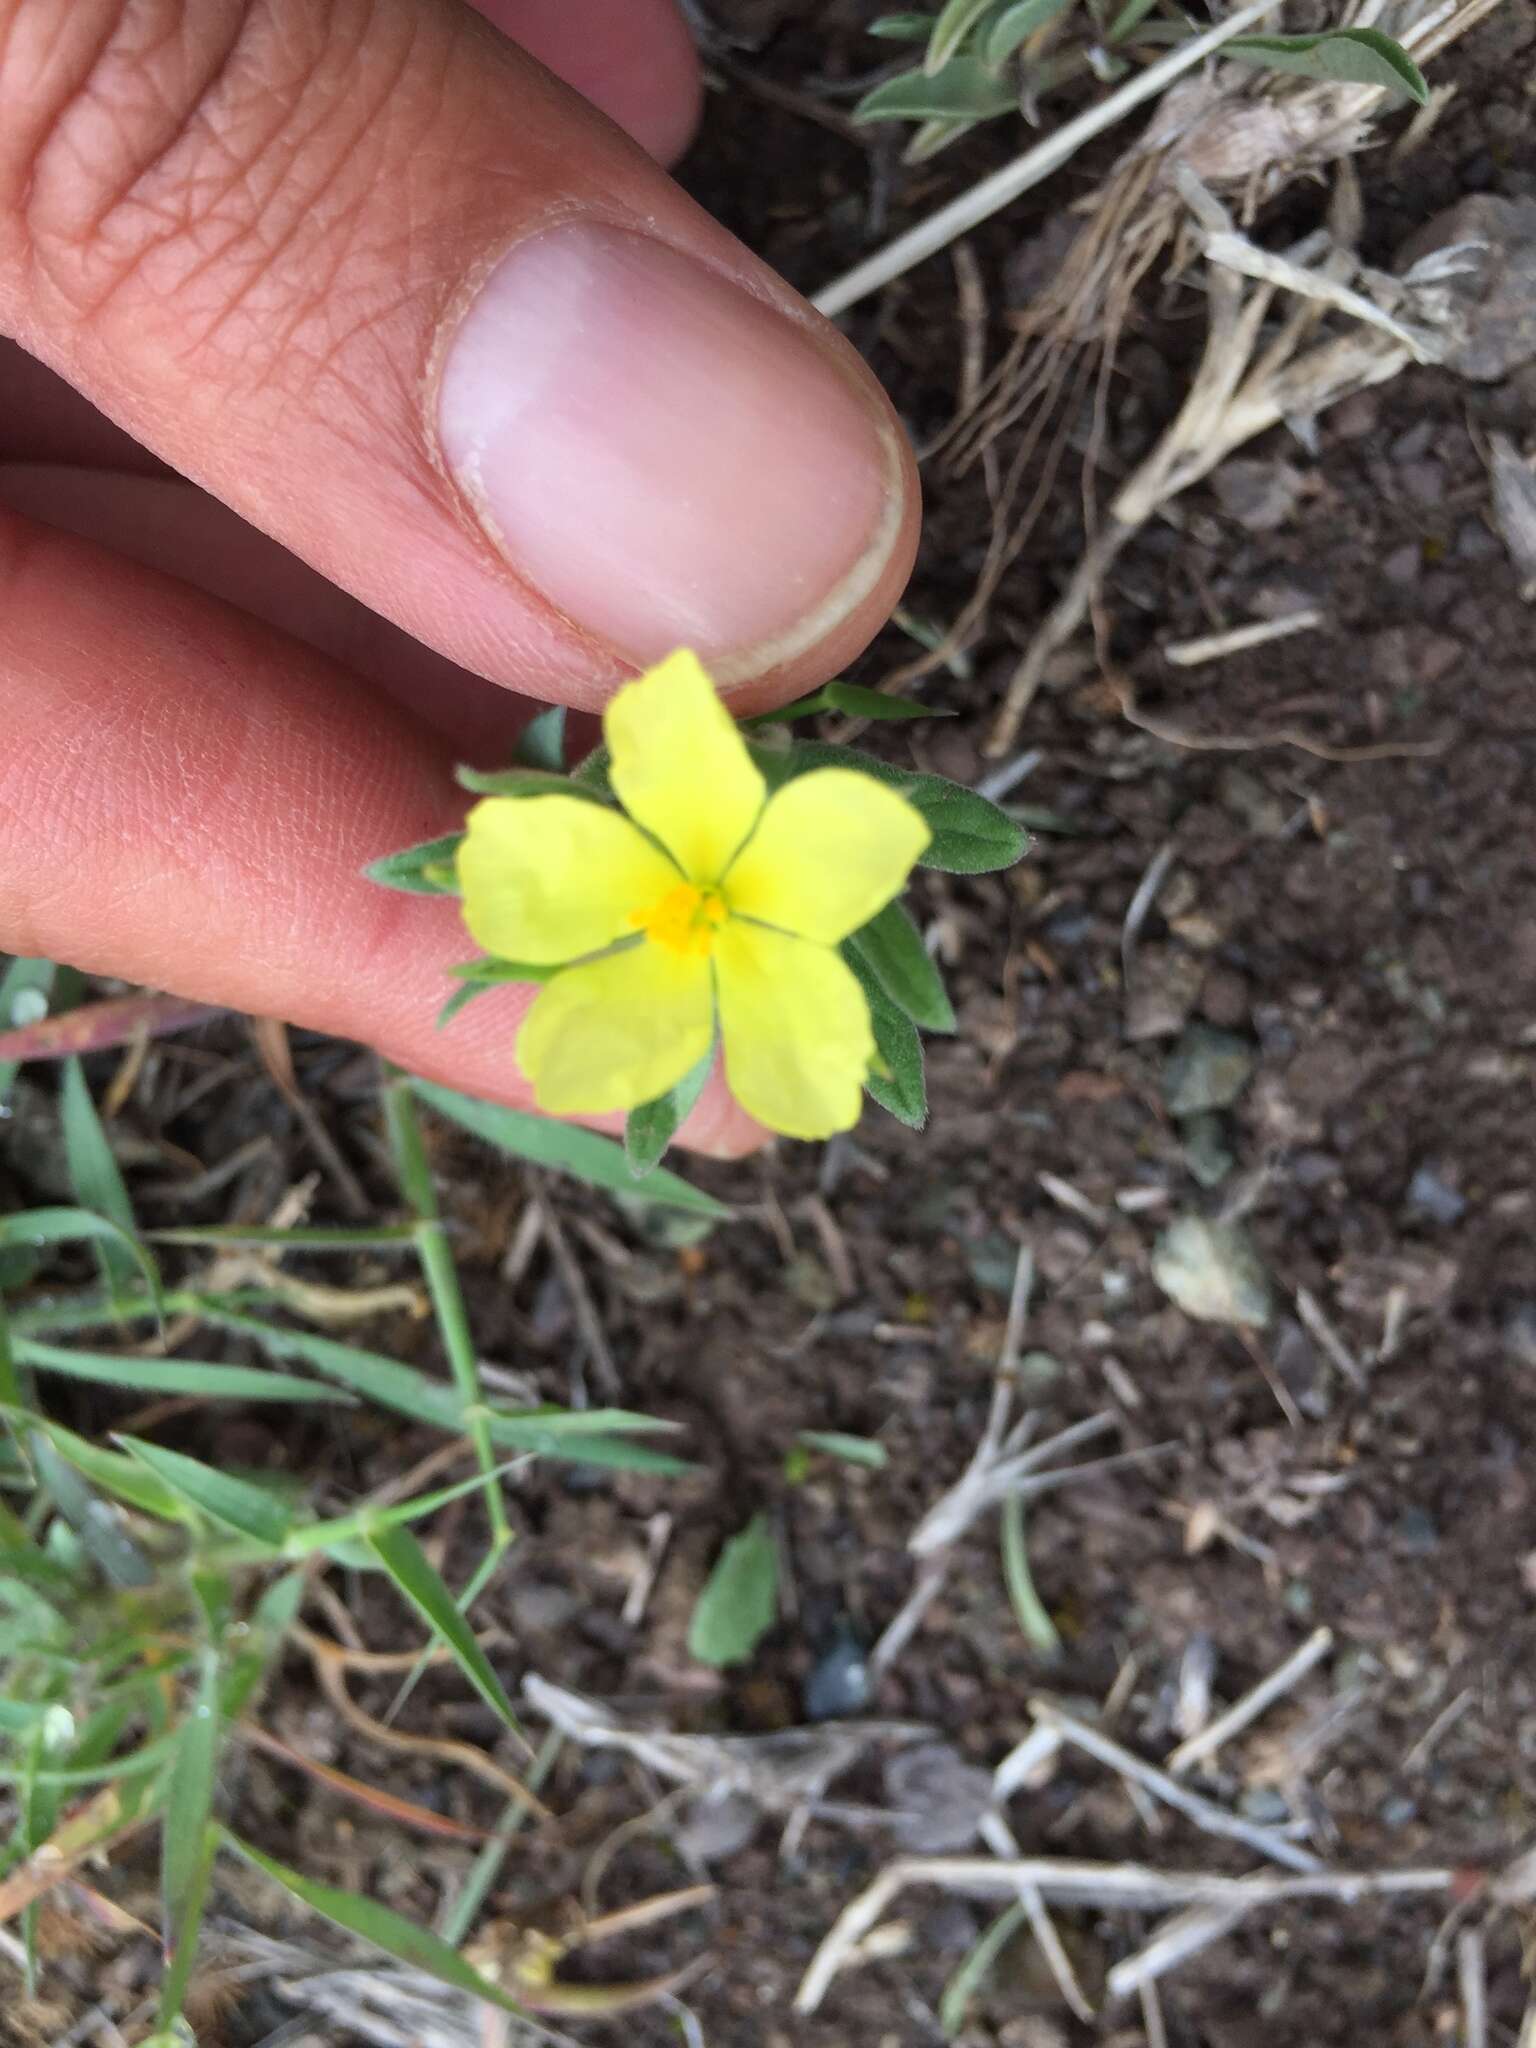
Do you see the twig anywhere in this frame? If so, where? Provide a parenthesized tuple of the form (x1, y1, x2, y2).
(1111, 664, 1450, 764)
(1166, 1627, 1335, 1776)
(1121, 838, 1177, 998)
(1163, 609, 1324, 668)
(1459, 1927, 1488, 2048)
(1107, 1899, 1253, 1999)
(811, 0, 1286, 318)
(795, 1856, 1457, 2012)
(1295, 1288, 1368, 1390)
(1404, 1687, 1476, 1774)
(1021, 1882, 1094, 2023)
(1031, 1701, 1321, 1872)
(1140, 1978, 1170, 2048)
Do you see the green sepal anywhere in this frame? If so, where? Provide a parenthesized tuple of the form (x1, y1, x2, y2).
(625, 1046, 715, 1178)
(363, 834, 464, 896)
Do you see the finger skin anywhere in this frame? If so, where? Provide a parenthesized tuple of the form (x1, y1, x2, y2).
(0, 0, 917, 712)
(0, 504, 761, 1157)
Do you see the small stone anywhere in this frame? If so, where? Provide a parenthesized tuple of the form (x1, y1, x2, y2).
(674, 1789, 760, 1862)
(1211, 457, 1305, 532)
(885, 1742, 994, 1853)
(803, 1630, 871, 1722)
(1239, 1785, 1292, 1825)
(1379, 1794, 1419, 1829)
(1394, 1507, 1440, 1555)
(1199, 966, 1250, 1029)
(1406, 1164, 1467, 1227)
(1124, 943, 1206, 1042)
(1163, 1025, 1255, 1115)
(1152, 1215, 1271, 1328)
(1382, 542, 1422, 586)
(1399, 194, 1536, 381)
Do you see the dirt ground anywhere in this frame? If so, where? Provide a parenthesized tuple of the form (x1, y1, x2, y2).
(12, 4, 1536, 2045)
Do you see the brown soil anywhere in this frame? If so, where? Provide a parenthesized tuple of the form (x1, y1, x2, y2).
(14, 6, 1536, 2047)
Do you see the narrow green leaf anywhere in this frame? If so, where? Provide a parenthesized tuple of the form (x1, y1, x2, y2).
(116, 1437, 293, 1549)
(364, 1523, 520, 1733)
(797, 1430, 890, 1470)
(5, 1409, 183, 1521)
(26, 1433, 152, 1588)
(162, 1651, 222, 1947)
(687, 1513, 779, 1669)
(752, 682, 948, 726)
(1106, 0, 1158, 40)
(625, 1048, 713, 1178)
(870, 10, 938, 38)
(513, 704, 566, 772)
(848, 954, 927, 1130)
(16, 1337, 350, 1405)
(60, 1059, 138, 1302)
(847, 902, 956, 1033)
(905, 114, 984, 160)
(362, 833, 464, 896)
(0, 958, 58, 1101)
(926, 0, 1002, 72)
(225, 1832, 530, 2017)
(986, 0, 1074, 62)
(149, 1224, 416, 1250)
(854, 57, 1017, 123)
(192, 1308, 462, 1430)
(454, 767, 597, 800)
(446, 958, 558, 985)
(940, 1900, 1029, 2036)
(158, 1820, 219, 2031)
(282, 1462, 526, 1557)
(1225, 26, 1428, 101)
(0, 1207, 162, 1313)
(410, 1078, 730, 1219)
(1000, 1492, 1061, 1659)
(221, 1569, 304, 1721)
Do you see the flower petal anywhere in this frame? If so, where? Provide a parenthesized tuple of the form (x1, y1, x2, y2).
(458, 795, 677, 964)
(723, 768, 931, 944)
(517, 942, 713, 1115)
(606, 650, 765, 882)
(714, 921, 872, 1140)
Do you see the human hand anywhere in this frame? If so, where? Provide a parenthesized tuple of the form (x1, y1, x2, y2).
(0, 0, 918, 1155)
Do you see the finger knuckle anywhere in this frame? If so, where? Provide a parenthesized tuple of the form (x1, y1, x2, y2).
(0, 0, 423, 400)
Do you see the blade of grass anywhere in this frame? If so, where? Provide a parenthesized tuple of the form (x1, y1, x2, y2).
(436, 1730, 562, 1946)
(1000, 1493, 1061, 1660)
(15, 1337, 352, 1405)
(1, 1407, 182, 1521)
(116, 1437, 293, 1549)
(0, 1209, 162, 1316)
(157, 1820, 219, 2031)
(60, 1058, 139, 1304)
(364, 1522, 520, 1736)
(161, 1651, 222, 1955)
(939, 1899, 1028, 2035)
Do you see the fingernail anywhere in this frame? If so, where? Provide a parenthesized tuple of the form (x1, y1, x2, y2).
(436, 225, 903, 678)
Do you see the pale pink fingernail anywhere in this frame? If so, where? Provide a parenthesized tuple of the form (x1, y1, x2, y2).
(435, 224, 903, 680)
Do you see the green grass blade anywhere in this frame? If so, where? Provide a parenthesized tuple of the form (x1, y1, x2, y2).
(410, 1078, 730, 1219)
(61, 1059, 139, 1303)
(158, 1821, 219, 2030)
(796, 1430, 889, 1470)
(6, 1407, 183, 1521)
(225, 1831, 531, 2016)
(1000, 1492, 1061, 1660)
(15, 1337, 351, 1404)
(0, 1208, 162, 1316)
(939, 1899, 1028, 2035)
(364, 1523, 520, 1734)
(25, 1432, 153, 1589)
(116, 1437, 293, 1549)
(161, 1651, 222, 1951)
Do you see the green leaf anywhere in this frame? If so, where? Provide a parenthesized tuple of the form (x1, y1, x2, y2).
(409, 1078, 730, 1219)
(60, 1060, 139, 1302)
(158, 1820, 218, 2031)
(446, 958, 558, 985)
(15, 1337, 350, 1405)
(926, 0, 1002, 71)
(221, 1569, 305, 1721)
(870, 10, 937, 37)
(362, 833, 464, 896)
(225, 1832, 531, 2017)
(625, 1048, 714, 1178)
(116, 1437, 293, 1549)
(687, 1513, 779, 1668)
(848, 957, 927, 1130)
(364, 1523, 520, 1734)
(162, 1650, 221, 1948)
(847, 902, 955, 1033)
(25, 1433, 153, 1588)
(6, 1409, 183, 1521)
(752, 681, 948, 726)
(514, 704, 566, 772)
(1225, 26, 1428, 101)
(854, 57, 1017, 123)
(0, 1206, 163, 1316)
(755, 742, 1029, 874)
(454, 766, 601, 801)
(796, 1430, 890, 1471)
(1106, 0, 1158, 40)
(0, 958, 59, 1102)
(986, 0, 1074, 62)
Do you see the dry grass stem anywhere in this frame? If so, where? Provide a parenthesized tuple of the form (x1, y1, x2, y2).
(1162, 608, 1323, 668)
(1165, 1626, 1335, 1776)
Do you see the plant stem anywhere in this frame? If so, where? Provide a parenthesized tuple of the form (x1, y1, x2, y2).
(1000, 1493, 1061, 1661)
(382, 1077, 510, 1556)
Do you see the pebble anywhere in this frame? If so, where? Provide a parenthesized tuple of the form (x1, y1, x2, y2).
(1406, 1164, 1467, 1227)
(802, 1629, 872, 1722)
(1163, 1024, 1256, 1115)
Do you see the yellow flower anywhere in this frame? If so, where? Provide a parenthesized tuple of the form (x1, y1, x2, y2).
(456, 651, 931, 1139)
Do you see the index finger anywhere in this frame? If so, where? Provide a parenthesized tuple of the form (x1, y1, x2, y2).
(0, 0, 917, 710)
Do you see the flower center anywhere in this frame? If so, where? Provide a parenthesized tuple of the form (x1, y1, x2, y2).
(630, 882, 728, 958)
